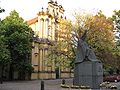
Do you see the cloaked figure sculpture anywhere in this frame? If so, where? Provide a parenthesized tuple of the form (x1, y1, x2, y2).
(75, 30, 98, 63)
(73, 30, 103, 89)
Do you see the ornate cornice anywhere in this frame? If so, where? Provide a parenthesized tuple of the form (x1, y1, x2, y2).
(33, 37, 54, 45)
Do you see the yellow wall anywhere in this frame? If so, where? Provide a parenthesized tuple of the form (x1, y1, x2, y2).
(29, 1, 73, 79)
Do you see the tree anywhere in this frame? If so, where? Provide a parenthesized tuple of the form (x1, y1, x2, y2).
(0, 20, 10, 83)
(56, 19, 74, 68)
(2, 10, 33, 80)
(47, 19, 73, 70)
(47, 10, 115, 73)
(87, 11, 115, 51)
(0, 6, 7, 83)
(112, 10, 120, 73)
(71, 10, 116, 68)
(112, 10, 120, 46)
(86, 11, 115, 66)
(0, 36, 10, 83)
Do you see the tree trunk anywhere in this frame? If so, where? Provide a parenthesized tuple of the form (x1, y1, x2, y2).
(21, 72, 25, 80)
(9, 64, 13, 80)
(18, 71, 25, 80)
(0, 65, 3, 84)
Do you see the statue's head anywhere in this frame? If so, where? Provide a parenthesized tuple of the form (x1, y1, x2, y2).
(80, 30, 87, 41)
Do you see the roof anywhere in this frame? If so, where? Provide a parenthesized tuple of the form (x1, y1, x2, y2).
(27, 17, 38, 25)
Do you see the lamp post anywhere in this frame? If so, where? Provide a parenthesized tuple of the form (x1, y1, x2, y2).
(0, 8, 5, 13)
(38, 42, 40, 79)
(0, 7, 5, 21)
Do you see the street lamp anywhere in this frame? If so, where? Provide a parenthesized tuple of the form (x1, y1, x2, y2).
(0, 8, 5, 21)
(0, 8, 5, 13)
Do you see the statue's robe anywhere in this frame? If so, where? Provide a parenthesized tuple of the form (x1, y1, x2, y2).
(75, 39, 100, 64)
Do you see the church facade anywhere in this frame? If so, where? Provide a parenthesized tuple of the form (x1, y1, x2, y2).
(27, 0, 73, 79)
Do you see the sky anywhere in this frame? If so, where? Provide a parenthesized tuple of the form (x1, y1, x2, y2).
(0, 0, 120, 21)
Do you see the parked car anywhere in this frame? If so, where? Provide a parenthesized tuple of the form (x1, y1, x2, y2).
(103, 74, 120, 82)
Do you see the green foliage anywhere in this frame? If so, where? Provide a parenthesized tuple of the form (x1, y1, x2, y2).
(69, 10, 117, 69)
(104, 66, 115, 75)
(112, 10, 120, 45)
(111, 10, 120, 70)
(0, 21, 10, 65)
(18, 62, 34, 73)
(88, 11, 115, 51)
(112, 46, 120, 56)
(4, 25, 33, 63)
(0, 36, 10, 65)
(1, 10, 33, 80)
(47, 19, 74, 69)
(48, 11, 115, 69)
(2, 10, 24, 25)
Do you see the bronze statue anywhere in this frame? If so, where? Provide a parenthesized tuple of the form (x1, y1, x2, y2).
(75, 30, 98, 64)
(74, 30, 103, 89)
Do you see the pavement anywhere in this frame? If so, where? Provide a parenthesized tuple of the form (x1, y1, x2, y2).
(0, 78, 73, 90)
(0, 78, 120, 90)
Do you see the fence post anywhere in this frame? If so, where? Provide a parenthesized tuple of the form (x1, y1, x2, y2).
(0, 65, 3, 84)
(41, 80, 44, 90)
(62, 79, 65, 84)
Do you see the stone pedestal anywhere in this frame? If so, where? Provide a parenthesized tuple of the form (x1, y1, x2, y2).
(74, 60, 103, 89)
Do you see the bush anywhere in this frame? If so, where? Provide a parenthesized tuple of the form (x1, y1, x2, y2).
(18, 62, 34, 80)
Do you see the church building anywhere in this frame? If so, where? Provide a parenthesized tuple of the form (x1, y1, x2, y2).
(27, 0, 73, 79)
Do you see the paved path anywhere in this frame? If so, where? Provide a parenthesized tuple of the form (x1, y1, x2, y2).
(0, 78, 120, 90)
(0, 78, 73, 90)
